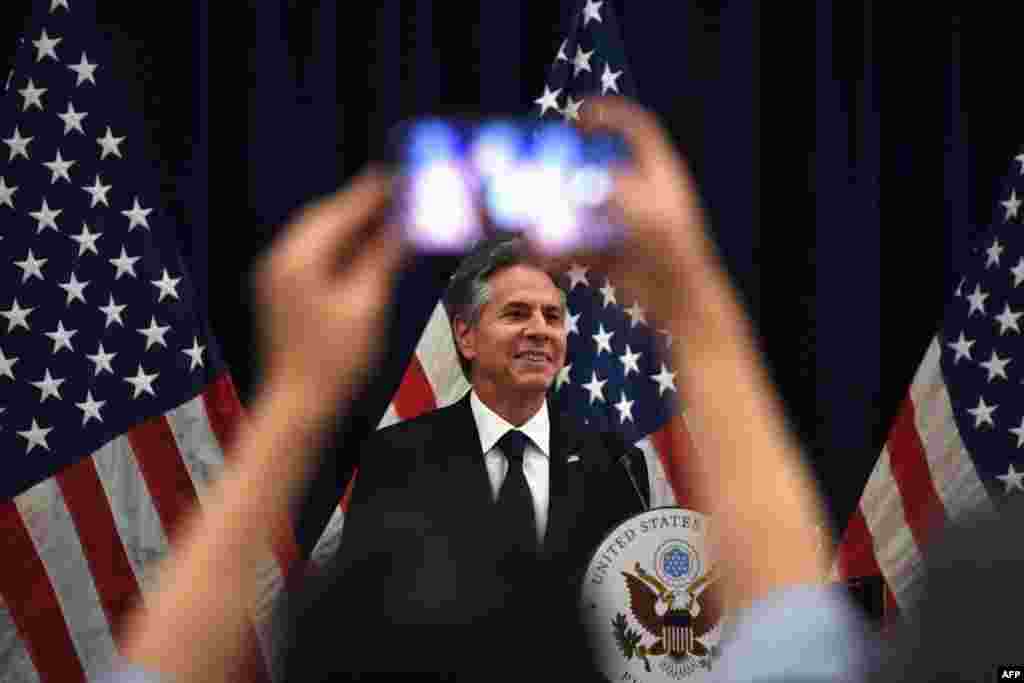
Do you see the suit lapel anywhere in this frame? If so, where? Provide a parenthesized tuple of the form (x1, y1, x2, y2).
(428, 392, 495, 516)
(542, 401, 587, 560)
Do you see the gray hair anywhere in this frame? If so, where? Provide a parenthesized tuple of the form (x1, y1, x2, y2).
(443, 233, 569, 381)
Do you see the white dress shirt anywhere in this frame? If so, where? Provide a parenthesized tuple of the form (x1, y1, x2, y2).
(469, 389, 550, 542)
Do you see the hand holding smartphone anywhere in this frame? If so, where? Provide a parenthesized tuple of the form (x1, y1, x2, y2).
(385, 117, 631, 254)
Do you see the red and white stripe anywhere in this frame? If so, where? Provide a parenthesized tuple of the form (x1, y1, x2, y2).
(0, 374, 301, 682)
(310, 302, 698, 561)
(833, 338, 994, 617)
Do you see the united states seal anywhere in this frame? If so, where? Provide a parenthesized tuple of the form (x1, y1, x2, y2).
(579, 507, 726, 682)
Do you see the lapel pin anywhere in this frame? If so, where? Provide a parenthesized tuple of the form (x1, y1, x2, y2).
(567, 453, 581, 464)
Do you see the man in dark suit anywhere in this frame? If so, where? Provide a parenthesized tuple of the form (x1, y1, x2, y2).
(281, 235, 650, 680)
(112, 97, 863, 683)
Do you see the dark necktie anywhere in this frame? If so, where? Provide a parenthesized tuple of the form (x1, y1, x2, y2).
(495, 429, 539, 554)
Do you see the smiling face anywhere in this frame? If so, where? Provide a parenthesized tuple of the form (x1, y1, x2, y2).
(453, 263, 568, 405)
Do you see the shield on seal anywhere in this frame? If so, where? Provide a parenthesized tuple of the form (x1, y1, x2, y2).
(662, 606, 693, 656)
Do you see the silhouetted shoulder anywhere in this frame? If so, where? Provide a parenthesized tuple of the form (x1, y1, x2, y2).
(363, 399, 463, 444)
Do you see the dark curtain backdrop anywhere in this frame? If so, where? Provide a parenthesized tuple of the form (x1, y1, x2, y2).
(4, 1, 1020, 550)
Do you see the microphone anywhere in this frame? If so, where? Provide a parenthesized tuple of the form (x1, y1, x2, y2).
(600, 430, 650, 512)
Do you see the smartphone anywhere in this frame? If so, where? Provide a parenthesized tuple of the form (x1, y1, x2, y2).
(385, 117, 631, 254)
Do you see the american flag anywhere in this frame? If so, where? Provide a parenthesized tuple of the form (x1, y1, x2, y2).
(0, 1, 299, 681)
(833, 150, 1024, 618)
(309, 0, 697, 564)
